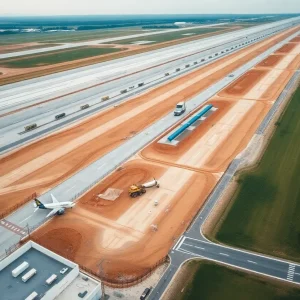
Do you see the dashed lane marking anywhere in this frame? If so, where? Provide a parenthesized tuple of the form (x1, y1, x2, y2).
(247, 260, 257, 264)
(0, 219, 27, 237)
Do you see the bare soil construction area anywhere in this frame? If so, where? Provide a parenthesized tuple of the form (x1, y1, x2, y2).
(32, 159, 217, 281)
(28, 31, 300, 284)
(257, 54, 284, 67)
(257, 54, 300, 70)
(275, 42, 297, 54)
(141, 99, 271, 173)
(219, 68, 292, 101)
(290, 36, 300, 43)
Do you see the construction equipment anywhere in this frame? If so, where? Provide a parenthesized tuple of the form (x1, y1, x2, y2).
(128, 178, 160, 198)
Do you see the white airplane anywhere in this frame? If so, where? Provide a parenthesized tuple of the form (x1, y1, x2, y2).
(34, 194, 75, 218)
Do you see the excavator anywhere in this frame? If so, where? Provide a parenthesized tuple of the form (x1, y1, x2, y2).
(128, 178, 160, 198)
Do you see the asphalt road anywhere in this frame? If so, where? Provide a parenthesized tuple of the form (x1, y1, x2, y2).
(0, 23, 229, 60)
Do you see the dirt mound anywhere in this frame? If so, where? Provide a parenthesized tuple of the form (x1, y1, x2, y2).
(35, 227, 82, 260)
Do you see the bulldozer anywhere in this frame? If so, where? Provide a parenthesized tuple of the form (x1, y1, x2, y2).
(128, 178, 160, 198)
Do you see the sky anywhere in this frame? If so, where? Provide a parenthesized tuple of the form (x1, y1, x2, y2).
(0, 0, 299, 15)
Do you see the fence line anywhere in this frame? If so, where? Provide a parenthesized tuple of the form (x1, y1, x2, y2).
(0, 192, 37, 220)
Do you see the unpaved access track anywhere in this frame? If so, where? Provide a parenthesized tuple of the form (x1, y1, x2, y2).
(26, 29, 300, 283)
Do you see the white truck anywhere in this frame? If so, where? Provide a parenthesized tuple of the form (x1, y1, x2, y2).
(174, 102, 186, 116)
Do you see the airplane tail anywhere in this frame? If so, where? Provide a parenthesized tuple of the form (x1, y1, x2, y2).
(34, 198, 45, 209)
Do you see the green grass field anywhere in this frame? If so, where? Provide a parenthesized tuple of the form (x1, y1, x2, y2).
(0, 28, 145, 45)
(0, 47, 124, 68)
(108, 27, 228, 45)
(210, 85, 300, 261)
(171, 261, 300, 300)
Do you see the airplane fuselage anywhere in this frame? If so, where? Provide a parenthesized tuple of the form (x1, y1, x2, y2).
(40, 202, 75, 210)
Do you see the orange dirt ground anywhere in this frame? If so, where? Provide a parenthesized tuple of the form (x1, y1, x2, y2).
(218, 68, 292, 101)
(256, 54, 300, 71)
(219, 69, 269, 97)
(257, 54, 284, 67)
(2, 28, 298, 215)
(29, 31, 300, 283)
(275, 42, 297, 53)
(290, 36, 300, 43)
(2, 26, 300, 284)
(32, 159, 217, 281)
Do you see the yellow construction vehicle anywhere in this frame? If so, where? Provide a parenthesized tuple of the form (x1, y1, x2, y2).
(128, 179, 160, 198)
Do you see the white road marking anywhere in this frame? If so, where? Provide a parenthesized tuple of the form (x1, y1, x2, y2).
(176, 237, 186, 250)
(247, 260, 257, 264)
(65, 185, 76, 193)
(20, 215, 33, 224)
(219, 253, 229, 257)
(182, 243, 205, 250)
(287, 264, 296, 280)
(173, 236, 184, 250)
(97, 163, 106, 170)
(177, 248, 203, 258)
(194, 246, 205, 250)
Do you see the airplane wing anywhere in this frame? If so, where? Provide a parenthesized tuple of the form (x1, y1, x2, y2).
(51, 194, 59, 204)
(46, 208, 59, 218)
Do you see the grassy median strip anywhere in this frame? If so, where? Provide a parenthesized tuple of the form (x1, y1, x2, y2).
(166, 261, 300, 300)
(0, 47, 125, 68)
(211, 85, 300, 261)
(108, 27, 226, 45)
